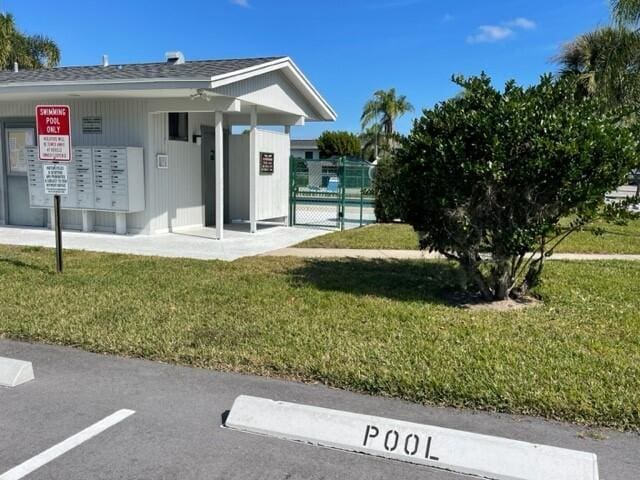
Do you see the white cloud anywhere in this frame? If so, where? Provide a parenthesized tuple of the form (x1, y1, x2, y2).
(467, 17, 536, 44)
(230, 0, 250, 7)
(467, 25, 514, 44)
(506, 17, 536, 30)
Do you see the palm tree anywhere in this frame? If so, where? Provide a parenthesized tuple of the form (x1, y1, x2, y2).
(361, 88, 414, 138)
(360, 124, 383, 162)
(558, 26, 640, 198)
(613, 0, 640, 24)
(0, 13, 60, 70)
(556, 26, 640, 109)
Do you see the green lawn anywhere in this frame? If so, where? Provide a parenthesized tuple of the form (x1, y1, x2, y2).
(297, 220, 640, 254)
(1, 245, 639, 430)
(297, 224, 419, 250)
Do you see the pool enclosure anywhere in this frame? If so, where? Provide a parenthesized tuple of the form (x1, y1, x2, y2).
(289, 156, 376, 229)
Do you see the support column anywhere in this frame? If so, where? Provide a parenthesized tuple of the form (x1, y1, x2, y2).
(215, 111, 225, 240)
(82, 210, 95, 232)
(249, 106, 258, 234)
(115, 213, 127, 235)
(284, 125, 291, 226)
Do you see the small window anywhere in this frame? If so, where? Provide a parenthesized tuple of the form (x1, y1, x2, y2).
(305, 151, 314, 160)
(169, 112, 188, 142)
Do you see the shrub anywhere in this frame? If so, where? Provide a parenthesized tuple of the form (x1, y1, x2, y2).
(394, 73, 639, 301)
(372, 154, 402, 222)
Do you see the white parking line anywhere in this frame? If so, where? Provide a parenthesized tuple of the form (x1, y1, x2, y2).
(0, 409, 135, 480)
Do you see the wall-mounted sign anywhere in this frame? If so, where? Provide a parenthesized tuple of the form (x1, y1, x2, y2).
(36, 105, 71, 162)
(82, 116, 102, 134)
(43, 164, 69, 195)
(260, 152, 274, 174)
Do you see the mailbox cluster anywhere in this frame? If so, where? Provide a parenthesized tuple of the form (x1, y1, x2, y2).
(25, 146, 145, 213)
(25, 148, 53, 208)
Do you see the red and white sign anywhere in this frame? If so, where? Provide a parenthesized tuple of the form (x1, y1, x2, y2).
(36, 105, 71, 162)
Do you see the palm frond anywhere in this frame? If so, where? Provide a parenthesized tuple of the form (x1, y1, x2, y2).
(555, 26, 640, 108)
(0, 13, 60, 69)
(613, 0, 640, 25)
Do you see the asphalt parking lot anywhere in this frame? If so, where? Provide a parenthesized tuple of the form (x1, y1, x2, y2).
(1, 339, 638, 480)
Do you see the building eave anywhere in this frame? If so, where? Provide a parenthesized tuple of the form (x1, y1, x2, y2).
(208, 57, 337, 122)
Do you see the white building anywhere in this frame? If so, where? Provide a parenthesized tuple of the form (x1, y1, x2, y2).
(291, 139, 319, 160)
(0, 53, 336, 239)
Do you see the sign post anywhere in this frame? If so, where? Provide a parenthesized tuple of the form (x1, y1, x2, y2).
(36, 105, 71, 273)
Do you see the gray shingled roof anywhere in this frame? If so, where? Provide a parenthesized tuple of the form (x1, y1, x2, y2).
(291, 139, 318, 149)
(0, 57, 285, 85)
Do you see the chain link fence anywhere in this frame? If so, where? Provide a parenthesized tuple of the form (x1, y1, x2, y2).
(289, 156, 376, 229)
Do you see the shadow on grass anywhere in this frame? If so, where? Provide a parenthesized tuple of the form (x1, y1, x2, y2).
(289, 258, 467, 305)
(583, 228, 640, 238)
(0, 256, 50, 273)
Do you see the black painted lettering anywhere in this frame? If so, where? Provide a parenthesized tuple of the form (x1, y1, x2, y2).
(404, 434, 419, 456)
(384, 430, 399, 452)
(363, 425, 379, 447)
(425, 436, 439, 461)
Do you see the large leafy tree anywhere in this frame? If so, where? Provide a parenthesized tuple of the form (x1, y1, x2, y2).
(391, 74, 638, 301)
(316, 130, 361, 158)
(0, 13, 60, 70)
(361, 88, 413, 140)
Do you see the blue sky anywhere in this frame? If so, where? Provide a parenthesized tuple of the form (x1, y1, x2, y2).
(3, 0, 612, 138)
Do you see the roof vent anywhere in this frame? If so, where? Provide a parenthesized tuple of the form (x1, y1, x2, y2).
(165, 51, 185, 65)
(102, 55, 109, 67)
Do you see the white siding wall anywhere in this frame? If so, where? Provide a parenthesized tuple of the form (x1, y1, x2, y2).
(255, 129, 290, 221)
(0, 99, 217, 234)
(291, 148, 319, 160)
(213, 71, 318, 118)
(145, 112, 211, 233)
(1, 97, 296, 235)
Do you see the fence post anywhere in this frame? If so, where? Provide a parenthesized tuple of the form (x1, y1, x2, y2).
(335, 157, 340, 229)
(360, 161, 365, 226)
(340, 157, 346, 231)
(289, 156, 293, 226)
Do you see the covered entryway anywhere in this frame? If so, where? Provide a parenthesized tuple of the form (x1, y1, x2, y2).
(1, 122, 46, 227)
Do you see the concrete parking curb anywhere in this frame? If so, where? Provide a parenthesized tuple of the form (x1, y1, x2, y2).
(0, 357, 34, 388)
(225, 395, 599, 480)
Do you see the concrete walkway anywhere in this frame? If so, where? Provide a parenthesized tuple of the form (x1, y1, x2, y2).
(0, 225, 328, 261)
(1, 339, 638, 480)
(266, 247, 640, 261)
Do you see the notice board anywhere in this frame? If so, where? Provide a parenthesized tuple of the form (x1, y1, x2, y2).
(260, 152, 274, 174)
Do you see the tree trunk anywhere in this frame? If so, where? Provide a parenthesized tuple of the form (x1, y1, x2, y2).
(491, 257, 514, 301)
(462, 255, 515, 302)
(460, 255, 494, 301)
(493, 276, 512, 301)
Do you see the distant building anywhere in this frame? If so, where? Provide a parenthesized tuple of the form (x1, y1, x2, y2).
(291, 139, 320, 160)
